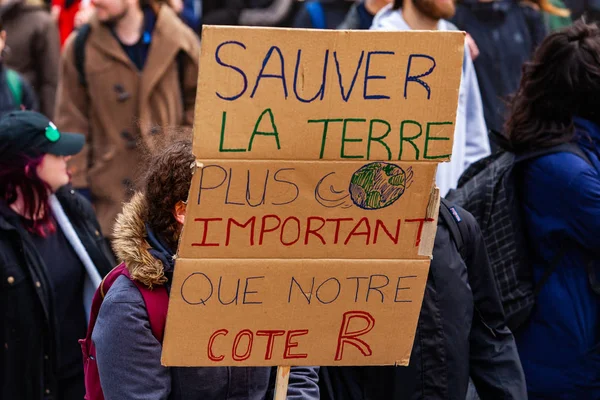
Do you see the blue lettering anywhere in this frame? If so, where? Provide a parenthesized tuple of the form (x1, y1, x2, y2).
(404, 54, 436, 100)
(293, 49, 329, 103)
(215, 41, 248, 101)
(251, 46, 288, 99)
(363, 51, 394, 100)
(334, 51, 365, 102)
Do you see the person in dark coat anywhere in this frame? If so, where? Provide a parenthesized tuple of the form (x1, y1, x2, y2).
(319, 202, 527, 400)
(0, 0, 60, 118)
(0, 110, 114, 400)
(0, 18, 38, 115)
(93, 135, 320, 400)
(451, 0, 547, 141)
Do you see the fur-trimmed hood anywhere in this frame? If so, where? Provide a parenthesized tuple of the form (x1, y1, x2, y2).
(112, 192, 167, 288)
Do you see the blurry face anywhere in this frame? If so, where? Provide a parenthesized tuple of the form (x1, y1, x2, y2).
(92, 0, 129, 23)
(412, 0, 456, 21)
(36, 154, 71, 192)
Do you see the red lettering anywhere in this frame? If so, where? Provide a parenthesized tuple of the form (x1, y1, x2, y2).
(191, 218, 222, 247)
(232, 329, 254, 361)
(305, 217, 326, 245)
(256, 330, 286, 360)
(259, 215, 282, 245)
(326, 218, 354, 244)
(334, 311, 375, 361)
(374, 219, 401, 244)
(280, 217, 301, 246)
(283, 329, 309, 359)
(343, 217, 371, 245)
(226, 217, 256, 246)
(207, 329, 228, 362)
(405, 218, 435, 247)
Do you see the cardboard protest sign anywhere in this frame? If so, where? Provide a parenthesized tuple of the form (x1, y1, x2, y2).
(162, 26, 464, 367)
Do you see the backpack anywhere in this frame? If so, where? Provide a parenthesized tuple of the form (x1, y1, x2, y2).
(305, 1, 327, 29)
(79, 263, 169, 400)
(439, 198, 468, 260)
(73, 24, 186, 93)
(5, 69, 22, 108)
(446, 143, 591, 332)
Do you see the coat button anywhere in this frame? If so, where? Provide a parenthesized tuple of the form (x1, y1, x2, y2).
(7, 276, 14, 285)
(44, 354, 49, 360)
(45, 389, 51, 394)
(95, 230, 100, 237)
(35, 281, 41, 288)
(121, 131, 137, 149)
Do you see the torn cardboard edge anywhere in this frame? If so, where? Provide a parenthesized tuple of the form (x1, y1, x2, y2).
(418, 186, 441, 257)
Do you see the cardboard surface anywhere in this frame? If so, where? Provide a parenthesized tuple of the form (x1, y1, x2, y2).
(178, 160, 437, 260)
(162, 259, 430, 366)
(193, 26, 464, 162)
(162, 26, 464, 367)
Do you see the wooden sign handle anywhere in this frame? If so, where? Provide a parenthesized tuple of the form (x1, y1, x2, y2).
(274, 366, 291, 400)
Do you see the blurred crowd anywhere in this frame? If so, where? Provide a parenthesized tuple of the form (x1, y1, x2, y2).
(1, 1, 599, 400)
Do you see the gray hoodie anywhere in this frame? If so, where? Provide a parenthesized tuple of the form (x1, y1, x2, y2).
(92, 193, 320, 400)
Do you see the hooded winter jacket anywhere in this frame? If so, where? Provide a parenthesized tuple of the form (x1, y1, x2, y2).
(92, 193, 321, 400)
(515, 118, 600, 399)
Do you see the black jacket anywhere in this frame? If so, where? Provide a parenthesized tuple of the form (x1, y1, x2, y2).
(318, 204, 526, 400)
(0, 185, 114, 400)
(451, 0, 546, 137)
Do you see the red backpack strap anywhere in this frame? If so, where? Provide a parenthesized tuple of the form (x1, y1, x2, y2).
(84, 263, 130, 342)
(122, 269, 169, 342)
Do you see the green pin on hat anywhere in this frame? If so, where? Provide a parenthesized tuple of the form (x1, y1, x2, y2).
(45, 122, 60, 142)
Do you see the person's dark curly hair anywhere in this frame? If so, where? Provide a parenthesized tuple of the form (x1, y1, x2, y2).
(506, 20, 600, 153)
(143, 133, 195, 251)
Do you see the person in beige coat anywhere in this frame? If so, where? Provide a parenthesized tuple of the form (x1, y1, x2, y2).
(54, 0, 199, 237)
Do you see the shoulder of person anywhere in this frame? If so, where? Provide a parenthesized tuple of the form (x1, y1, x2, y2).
(158, 5, 200, 54)
(56, 185, 98, 223)
(103, 274, 145, 305)
(440, 201, 481, 245)
(528, 149, 593, 174)
(60, 30, 81, 63)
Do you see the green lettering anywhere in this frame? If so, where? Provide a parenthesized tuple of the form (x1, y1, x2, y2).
(308, 118, 343, 159)
(341, 118, 366, 159)
(219, 111, 246, 153)
(399, 120, 422, 160)
(367, 119, 392, 160)
(248, 108, 281, 151)
(424, 121, 453, 160)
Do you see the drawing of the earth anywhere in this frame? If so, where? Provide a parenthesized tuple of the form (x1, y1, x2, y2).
(349, 162, 406, 210)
